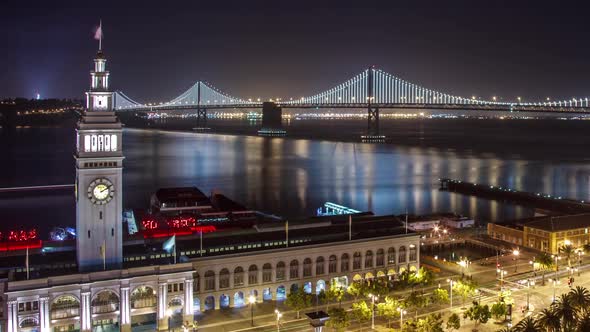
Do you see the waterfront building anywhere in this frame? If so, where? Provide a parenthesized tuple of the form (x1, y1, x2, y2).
(488, 213, 590, 254)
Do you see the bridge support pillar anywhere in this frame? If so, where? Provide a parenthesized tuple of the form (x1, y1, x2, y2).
(193, 107, 210, 131)
(361, 106, 385, 142)
(258, 102, 286, 137)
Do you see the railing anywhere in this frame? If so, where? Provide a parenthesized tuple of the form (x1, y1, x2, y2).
(92, 302, 119, 314)
(51, 303, 80, 319)
(131, 296, 156, 309)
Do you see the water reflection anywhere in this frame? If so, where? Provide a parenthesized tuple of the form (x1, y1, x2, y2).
(2, 121, 590, 236)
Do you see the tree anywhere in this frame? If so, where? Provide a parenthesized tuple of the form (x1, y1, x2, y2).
(365, 278, 389, 297)
(569, 286, 590, 310)
(351, 300, 372, 331)
(463, 303, 491, 329)
(576, 310, 590, 332)
(326, 307, 349, 331)
(430, 288, 449, 305)
(324, 283, 346, 308)
(512, 316, 542, 332)
(446, 313, 461, 332)
(401, 314, 443, 332)
(405, 291, 429, 318)
(552, 293, 578, 331)
(490, 302, 507, 321)
(534, 252, 554, 286)
(537, 308, 560, 332)
(285, 288, 312, 319)
(413, 267, 435, 293)
(560, 244, 576, 268)
(376, 296, 402, 328)
(347, 281, 366, 300)
(453, 279, 477, 306)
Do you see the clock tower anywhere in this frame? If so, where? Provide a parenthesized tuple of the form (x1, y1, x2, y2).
(75, 43, 124, 271)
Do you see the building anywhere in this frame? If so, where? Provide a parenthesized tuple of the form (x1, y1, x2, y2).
(0, 39, 421, 332)
(487, 213, 590, 254)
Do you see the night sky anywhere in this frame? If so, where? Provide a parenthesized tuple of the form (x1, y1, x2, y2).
(2, 0, 590, 103)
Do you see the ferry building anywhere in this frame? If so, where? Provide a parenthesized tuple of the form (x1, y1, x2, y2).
(0, 41, 420, 332)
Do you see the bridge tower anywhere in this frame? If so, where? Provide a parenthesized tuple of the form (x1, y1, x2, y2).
(258, 102, 286, 136)
(362, 66, 385, 142)
(194, 82, 210, 131)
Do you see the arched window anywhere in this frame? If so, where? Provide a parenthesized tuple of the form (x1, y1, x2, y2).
(91, 290, 119, 314)
(316, 256, 325, 275)
(353, 251, 362, 270)
(219, 268, 230, 289)
(263, 263, 272, 283)
(51, 295, 80, 319)
(204, 270, 215, 291)
(276, 262, 286, 281)
(388, 247, 396, 265)
(303, 258, 312, 277)
(329, 255, 337, 274)
(234, 266, 245, 287)
(130, 286, 156, 309)
(20, 318, 39, 329)
(248, 265, 258, 285)
(290, 260, 299, 279)
(341, 253, 350, 272)
(376, 249, 385, 267)
(398, 246, 407, 264)
(365, 250, 374, 268)
(409, 245, 417, 262)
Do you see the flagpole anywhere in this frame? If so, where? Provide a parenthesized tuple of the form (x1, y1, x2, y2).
(405, 209, 408, 234)
(285, 220, 289, 248)
(348, 215, 352, 241)
(26, 247, 29, 280)
(200, 231, 203, 257)
(99, 19, 102, 51)
(102, 239, 106, 270)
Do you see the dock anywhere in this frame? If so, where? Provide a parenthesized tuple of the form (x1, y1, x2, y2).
(439, 178, 590, 214)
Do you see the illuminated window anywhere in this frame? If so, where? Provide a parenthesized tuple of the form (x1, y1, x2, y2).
(84, 135, 91, 152)
(111, 135, 117, 151)
(104, 135, 111, 151)
(91, 135, 98, 152)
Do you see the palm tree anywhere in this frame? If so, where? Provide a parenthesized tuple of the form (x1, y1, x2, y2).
(537, 308, 560, 332)
(512, 316, 542, 332)
(568, 286, 590, 311)
(560, 244, 576, 268)
(553, 293, 579, 331)
(576, 310, 590, 332)
(534, 252, 554, 286)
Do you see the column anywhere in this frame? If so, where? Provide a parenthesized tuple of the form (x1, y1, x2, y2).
(81, 292, 92, 332)
(183, 279, 194, 324)
(120, 287, 131, 332)
(39, 297, 50, 332)
(7, 300, 17, 332)
(157, 283, 168, 331)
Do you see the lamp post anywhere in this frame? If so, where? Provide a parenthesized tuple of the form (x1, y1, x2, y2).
(578, 250, 583, 276)
(497, 268, 507, 290)
(548, 278, 560, 303)
(397, 307, 407, 330)
(274, 309, 282, 332)
(368, 293, 378, 330)
(513, 249, 520, 272)
(447, 279, 454, 309)
(248, 295, 256, 326)
(526, 279, 535, 311)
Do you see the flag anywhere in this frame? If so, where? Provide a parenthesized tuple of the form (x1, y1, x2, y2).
(163, 235, 176, 253)
(94, 20, 103, 50)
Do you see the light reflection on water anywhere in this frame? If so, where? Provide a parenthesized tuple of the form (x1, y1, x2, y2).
(2, 118, 590, 237)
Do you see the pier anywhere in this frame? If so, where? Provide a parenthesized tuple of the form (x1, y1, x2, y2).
(440, 178, 590, 214)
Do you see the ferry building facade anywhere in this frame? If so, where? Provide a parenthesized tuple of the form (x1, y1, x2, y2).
(2, 43, 420, 332)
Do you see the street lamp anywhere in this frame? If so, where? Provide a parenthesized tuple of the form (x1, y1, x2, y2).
(368, 293, 378, 330)
(497, 268, 507, 290)
(513, 249, 520, 272)
(548, 278, 560, 303)
(397, 307, 407, 330)
(552, 255, 561, 275)
(249, 295, 256, 326)
(274, 309, 282, 332)
(447, 279, 454, 308)
(577, 250, 583, 276)
(526, 279, 535, 311)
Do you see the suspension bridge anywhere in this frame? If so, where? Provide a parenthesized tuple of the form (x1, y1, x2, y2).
(113, 67, 590, 139)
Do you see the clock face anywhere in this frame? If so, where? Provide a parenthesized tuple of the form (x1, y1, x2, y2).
(87, 178, 115, 205)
